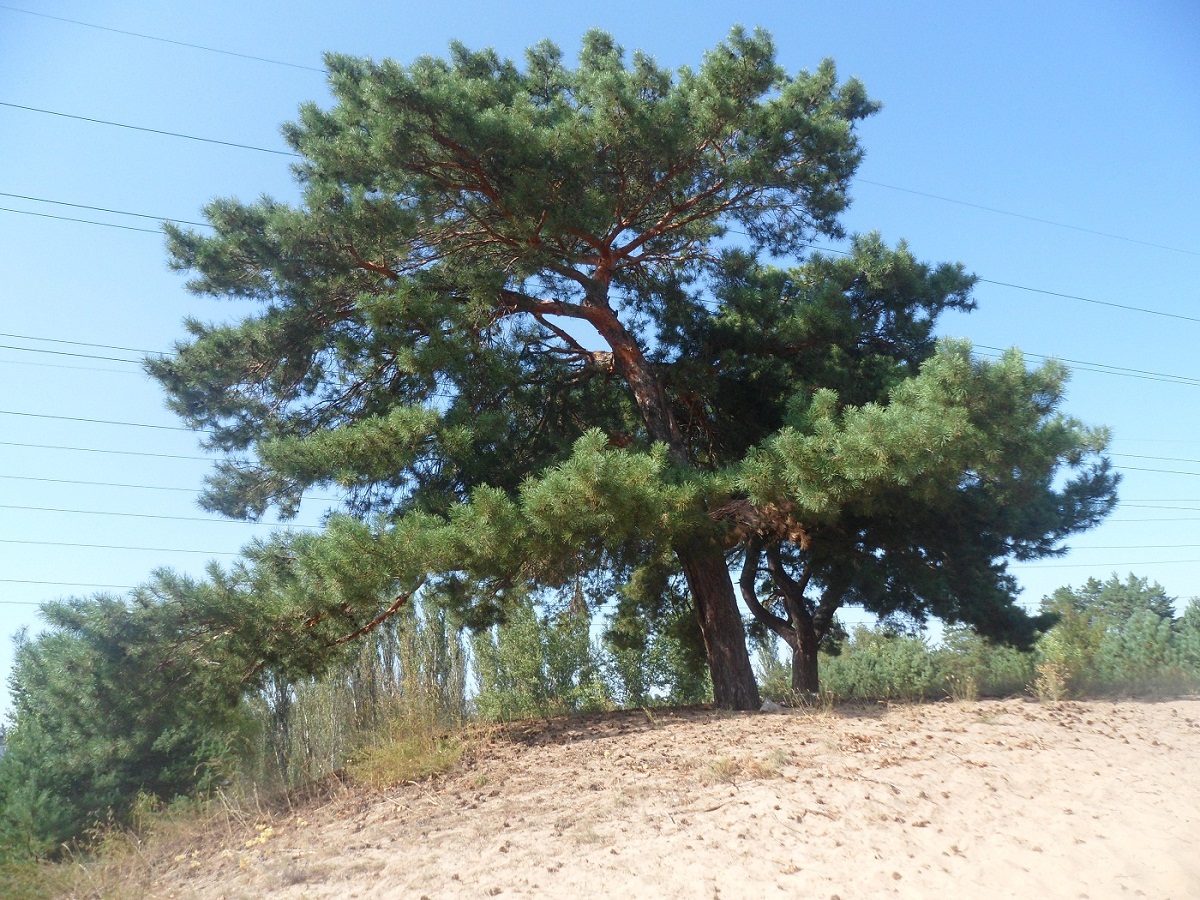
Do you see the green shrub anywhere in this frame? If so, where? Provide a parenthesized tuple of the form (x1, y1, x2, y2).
(1179, 598, 1200, 671)
(752, 633, 794, 703)
(1034, 606, 1104, 698)
(472, 597, 612, 720)
(934, 625, 1034, 699)
(820, 627, 937, 701)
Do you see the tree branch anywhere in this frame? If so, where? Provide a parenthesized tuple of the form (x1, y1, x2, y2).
(328, 577, 426, 647)
(765, 544, 814, 631)
(739, 536, 793, 641)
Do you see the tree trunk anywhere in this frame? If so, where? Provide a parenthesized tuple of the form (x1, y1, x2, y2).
(679, 540, 761, 710)
(790, 618, 821, 694)
(583, 304, 759, 709)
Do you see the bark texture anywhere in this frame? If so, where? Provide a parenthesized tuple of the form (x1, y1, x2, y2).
(679, 541, 761, 709)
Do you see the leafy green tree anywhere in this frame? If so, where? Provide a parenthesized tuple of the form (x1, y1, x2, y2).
(1039, 574, 1189, 695)
(734, 341, 1113, 691)
(1178, 598, 1200, 671)
(472, 594, 609, 720)
(150, 29, 1112, 707)
(1042, 573, 1176, 622)
(0, 580, 249, 853)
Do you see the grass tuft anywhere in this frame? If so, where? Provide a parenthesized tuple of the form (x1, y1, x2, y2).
(346, 711, 465, 789)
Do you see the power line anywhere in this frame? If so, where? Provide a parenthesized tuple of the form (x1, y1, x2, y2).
(0, 473, 200, 493)
(0, 330, 164, 356)
(0, 6, 325, 73)
(0, 580, 134, 591)
(0, 502, 320, 528)
(0, 538, 237, 555)
(816, 247, 1200, 331)
(0, 204, 161, 233)
(812, 243, 1200, 328)
(1063, 543, 1200, 550)
(0, 356, 140, 376)
(0, 408, 201, 432)
(0, 472, 340, 502)
(1113, 438, 1200, 444)
(1123, 503, 1200, 513)
(0, 190, 209, 228)
(1114, 453, 1200, 466)
(973, 345, 1200, 388)
(0, 440, 214, 462)
(855, 178, 1198, 258)
(0, 343, 144, 365)
(1014, 558, 1200, 569)
(977, 278, 1200, 325)
(0, 101, 298, 157)
(1115, 465, 1200, 478)
(1123, 501, 1200, 508)
(1111, 516, 1200, 523)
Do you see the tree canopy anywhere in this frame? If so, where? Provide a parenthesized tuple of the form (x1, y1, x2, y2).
(149, 28, 1115, 706)
(0, 578, 248, 853)
(1042, 573, 1176, 623)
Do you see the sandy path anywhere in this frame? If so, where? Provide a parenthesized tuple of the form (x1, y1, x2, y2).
(149, 698, 1200, 899)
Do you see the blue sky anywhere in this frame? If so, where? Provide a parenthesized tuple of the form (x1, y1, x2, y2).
(1, 1, 1198, 710)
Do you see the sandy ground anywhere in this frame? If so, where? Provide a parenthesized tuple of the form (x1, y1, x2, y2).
(141, 698, 1199, 899)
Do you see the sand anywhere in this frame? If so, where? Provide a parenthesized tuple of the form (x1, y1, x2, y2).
(143, 698, 1200, 899)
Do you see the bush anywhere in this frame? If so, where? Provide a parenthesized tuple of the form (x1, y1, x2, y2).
(1179, 598, 1200, 671)
(752, 633, 794, 703)
(820, 627, 938, 701)
(604, 600, 713, 707)
(472, 597, 612, 720)
(1034, 606, 1104, 698)
(934, 625, 1034, 699)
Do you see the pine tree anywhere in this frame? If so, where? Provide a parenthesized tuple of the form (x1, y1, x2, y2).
(150, 29, 1113, 706)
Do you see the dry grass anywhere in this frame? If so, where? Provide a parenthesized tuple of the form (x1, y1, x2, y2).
(701, 747, 790, 784)
(345, 716, 464, 790)
(944, 672, 980, 702)
(0, 860, 75, 900)
(32, 712, 472, 899)
(1033, 660, 1070, 701)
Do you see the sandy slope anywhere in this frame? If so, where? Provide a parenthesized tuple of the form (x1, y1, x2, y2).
(145, 698, 1199, 899)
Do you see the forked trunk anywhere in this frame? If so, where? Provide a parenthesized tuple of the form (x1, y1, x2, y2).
(678, 541, 761, 710)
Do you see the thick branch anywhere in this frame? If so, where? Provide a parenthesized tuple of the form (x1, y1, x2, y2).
(499, 288, 682, 452)
(765, 544, 814, 632)
(739, 536, 794, 642)
(346, 245, 401, 281)
(812, 587, 843, 645)
(328, 578, 426, 647)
